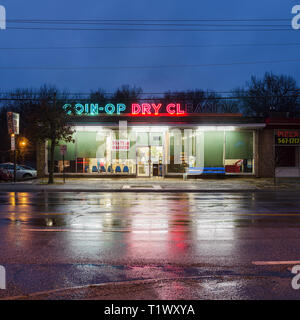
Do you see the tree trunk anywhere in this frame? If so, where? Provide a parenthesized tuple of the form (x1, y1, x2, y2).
(48, 139, 55, 184)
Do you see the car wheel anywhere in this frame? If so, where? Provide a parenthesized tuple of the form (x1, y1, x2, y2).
(23, 173, 32, 180)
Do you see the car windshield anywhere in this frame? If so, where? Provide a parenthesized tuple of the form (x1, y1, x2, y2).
(20, 165, 35, 170)
(0, 164, 34, 170)
(0, 164, 14, 170)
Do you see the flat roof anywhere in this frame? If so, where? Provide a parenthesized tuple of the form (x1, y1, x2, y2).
(68, 114, 265, 128)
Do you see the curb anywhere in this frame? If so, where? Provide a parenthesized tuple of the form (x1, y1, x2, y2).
(0, 276, 210, 300)
(0, 187, 292, 193)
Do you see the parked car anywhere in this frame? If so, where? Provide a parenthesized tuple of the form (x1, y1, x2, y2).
(0, 163, 37, 180)
(0, 167, 12, 181)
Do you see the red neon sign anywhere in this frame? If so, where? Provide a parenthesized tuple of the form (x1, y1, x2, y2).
(276, 130, 300, 138)
(131, 103, 185, 116)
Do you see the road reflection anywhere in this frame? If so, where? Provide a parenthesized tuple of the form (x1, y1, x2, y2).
(3, 191, 300, 298)
(2, 191, 300, 266)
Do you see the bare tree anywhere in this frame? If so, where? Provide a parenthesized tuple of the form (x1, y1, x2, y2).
(235, 72, 300, 116)
(24, 85, 75, 184)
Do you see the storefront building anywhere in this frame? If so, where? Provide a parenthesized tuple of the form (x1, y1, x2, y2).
(258, 118, 300, 178)
(37, 101, 268, 178)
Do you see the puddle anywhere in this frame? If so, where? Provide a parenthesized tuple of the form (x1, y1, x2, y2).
(122, 185, 162, 190)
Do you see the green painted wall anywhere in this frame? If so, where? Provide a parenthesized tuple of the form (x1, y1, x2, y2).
(225, 131, 253, 159)
(76, 132, 98, 158)
(204, 132, 224, 166)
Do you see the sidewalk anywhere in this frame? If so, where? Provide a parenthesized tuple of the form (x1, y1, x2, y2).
(0, 177, 300, 192)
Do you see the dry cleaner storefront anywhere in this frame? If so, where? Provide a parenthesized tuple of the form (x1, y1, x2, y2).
(44, 101, 265, 177)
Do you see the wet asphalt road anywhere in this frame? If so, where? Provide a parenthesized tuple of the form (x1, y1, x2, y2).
(1, 191, 300, 299)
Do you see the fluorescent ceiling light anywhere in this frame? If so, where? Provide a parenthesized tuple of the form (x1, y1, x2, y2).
(197, 126, 235, 131)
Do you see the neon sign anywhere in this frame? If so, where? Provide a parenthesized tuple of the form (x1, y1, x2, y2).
(63, 102, 186, 116)
(131, 103, 185, 116)
(275, 130, 300, 145)
(63, 103, 127, 115)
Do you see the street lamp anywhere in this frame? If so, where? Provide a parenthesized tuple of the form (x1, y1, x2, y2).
(18, 138, 28, 174)
(19, 140, 27, 148)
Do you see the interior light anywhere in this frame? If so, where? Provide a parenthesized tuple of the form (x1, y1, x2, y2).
(75, 126, 106, 132)
(132, 126, 169, 132)
(197, 126, 236, 131)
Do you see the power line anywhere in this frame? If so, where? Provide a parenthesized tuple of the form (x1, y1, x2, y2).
(1, 92, 298, 100)
(8, 26, 291, 32)
(0, 91, 236, 96)
(0, 58, 299, 70)
(7, 18, 291, 22)
(0, 94, 298, 102)
(0, 93, 296, 99)
(1, 43, 300, 50)
(1, 89, 299, 95)
(7, 21, 290, 27)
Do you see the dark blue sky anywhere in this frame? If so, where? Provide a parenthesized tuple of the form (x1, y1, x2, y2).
(0, 0, 299, 94)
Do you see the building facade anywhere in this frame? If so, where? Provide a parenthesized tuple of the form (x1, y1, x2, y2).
(257, 118, 300, 178)
(36, 100, 268, 178)
(36, 101, 300, 179)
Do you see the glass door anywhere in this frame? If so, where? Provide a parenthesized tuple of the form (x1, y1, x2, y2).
(137, 147, 150, 177)
(151, 146, 163, 176)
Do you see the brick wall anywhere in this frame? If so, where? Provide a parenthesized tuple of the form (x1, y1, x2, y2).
(257, 128, 274, 177)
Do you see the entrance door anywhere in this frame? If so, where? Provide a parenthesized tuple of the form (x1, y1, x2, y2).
(151, 146, 163, 176)
(137, 147, 150, 177)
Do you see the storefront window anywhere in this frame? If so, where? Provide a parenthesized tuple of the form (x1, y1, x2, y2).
(167, 129, 185, 173)
(225, 131, 254, 173)
(105, 129, 136, 174)
(167, 129, 204, 173)
(204, 131, 224, 167)
(136, 132, 149, 146)
(150, 132, 163, 147)
(49, 126, 255, 176)
(52, 138, 76, 173)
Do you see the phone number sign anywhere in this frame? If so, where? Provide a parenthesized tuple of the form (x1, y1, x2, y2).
(275, 130, 300, 145)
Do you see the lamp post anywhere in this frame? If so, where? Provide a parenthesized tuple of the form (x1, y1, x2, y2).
(11, 134, 16, 183)
(19, 138, 28, 170)
(7, 112, 20, 183)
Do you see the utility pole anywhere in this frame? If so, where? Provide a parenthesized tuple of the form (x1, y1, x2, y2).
(11, 133, 16, 183)
(7, 112, 19, 183)
(13, 143, 16, 183)
(63, 153, 65, 184)
(48, 92, 57, 185)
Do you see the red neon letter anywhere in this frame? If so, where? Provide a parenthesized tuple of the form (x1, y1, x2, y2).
(176, 103, 185, 115)
(142, 103, 152, 115)
(132, 103, 141, 115)
(151, 103, 162, 115)
(166, 103, 176, 115)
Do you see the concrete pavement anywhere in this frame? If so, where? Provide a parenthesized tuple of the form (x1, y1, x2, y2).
(0, 177, 299, 192)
